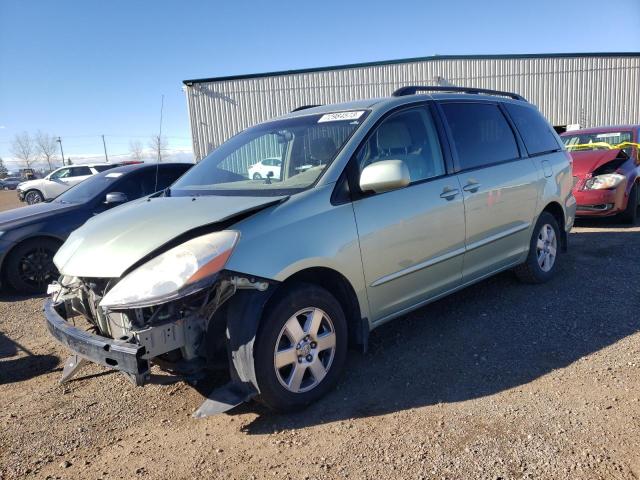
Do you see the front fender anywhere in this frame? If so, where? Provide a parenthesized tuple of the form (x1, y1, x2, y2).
(226, 185, 369, 321)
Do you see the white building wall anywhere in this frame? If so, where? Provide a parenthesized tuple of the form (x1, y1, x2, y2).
(184, 53, 640, 160)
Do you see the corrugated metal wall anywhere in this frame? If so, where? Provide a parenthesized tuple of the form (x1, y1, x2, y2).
(185, 54, 640, 160)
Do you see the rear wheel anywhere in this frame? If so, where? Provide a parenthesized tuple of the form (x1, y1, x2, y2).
(24, 190, 44, 205)
(619, 183, 638, 224)
(514, 212, 561, 284)
(5, 238, 60, 294)
(254, 283, 347, 411)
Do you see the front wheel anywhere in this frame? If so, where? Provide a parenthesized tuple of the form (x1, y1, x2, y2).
(252, 173, 262, 180)
(5, 238, 60, 294)
(24, 190, 44, 205)
(514, 212, 561, 284)
(253, 283, 347, 411)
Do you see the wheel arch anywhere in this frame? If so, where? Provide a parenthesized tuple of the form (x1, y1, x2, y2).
(1, 234, 64, 280)
(541, 201, 567, 252)
(271, 266, 369, 350)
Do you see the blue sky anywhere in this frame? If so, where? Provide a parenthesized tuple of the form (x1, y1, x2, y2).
(1, 0, 639, 168)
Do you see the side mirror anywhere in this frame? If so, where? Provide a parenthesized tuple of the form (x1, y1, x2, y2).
(359, 160, 410, 194)
(104, 192, 128, 206)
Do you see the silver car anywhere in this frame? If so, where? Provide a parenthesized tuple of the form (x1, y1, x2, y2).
(45, 86, 576, 415)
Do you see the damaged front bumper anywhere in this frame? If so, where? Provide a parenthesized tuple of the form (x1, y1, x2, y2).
(44, 273, 279, 416)
(574, 180, 628, 217)
(44, 299, 151, 383)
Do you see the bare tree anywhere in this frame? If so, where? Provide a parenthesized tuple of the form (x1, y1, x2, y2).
(35, 131, 59, 171)
(0, 157, 7, 178)
(129, 140, 145, 162)
(148, 134, 168, 162)
(11, 132, 36, 169)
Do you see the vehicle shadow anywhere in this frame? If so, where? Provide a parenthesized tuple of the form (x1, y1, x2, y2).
(0, 291, 48, 303)
(0, 331, 59, 385)
(240, 227, 640, 433)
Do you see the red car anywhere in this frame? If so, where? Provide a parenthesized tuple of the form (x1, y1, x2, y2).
(561, 125, 640, 223)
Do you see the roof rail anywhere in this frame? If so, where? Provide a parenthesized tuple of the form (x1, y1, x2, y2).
(392, 85, 527, 102)
(291, 104, 322, 112)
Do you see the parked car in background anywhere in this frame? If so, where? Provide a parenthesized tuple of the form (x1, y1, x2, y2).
(562, 125, 640, 223)
(0, 177, 23, 190)
(248, 157, 282, 179)
(45, 86, 575, 414)
(16, 162, 135, 205)
(0, 162, 191, 293)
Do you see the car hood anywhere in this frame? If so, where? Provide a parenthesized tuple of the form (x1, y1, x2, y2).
(54, 195, 285, 278)
(0, 201, 79, 229)
(569, 149, 624, 178)
(16, 179, 42, 190)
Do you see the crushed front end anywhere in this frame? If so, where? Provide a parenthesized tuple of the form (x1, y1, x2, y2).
(45, 271, 273, 408)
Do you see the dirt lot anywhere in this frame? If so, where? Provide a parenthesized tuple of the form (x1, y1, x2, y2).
(0, 189, 639, 480)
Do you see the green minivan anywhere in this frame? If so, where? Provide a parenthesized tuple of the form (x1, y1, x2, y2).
(45, 86, 576, 415)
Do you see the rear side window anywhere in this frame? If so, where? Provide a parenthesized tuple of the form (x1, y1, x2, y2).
(441, 102, 519, 170)
(70, 166, 92, 176)
(505, 104, 561, 156)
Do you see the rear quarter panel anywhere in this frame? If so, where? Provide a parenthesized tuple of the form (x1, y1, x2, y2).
(531, 150, 576, 232)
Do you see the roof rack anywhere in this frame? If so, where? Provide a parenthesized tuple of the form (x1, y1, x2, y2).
(291, 104, 322, 112)
(392, 85, 527, 102)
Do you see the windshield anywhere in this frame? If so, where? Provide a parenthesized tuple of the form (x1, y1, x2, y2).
(170, 111, 368, 196)
(54, 171, 123, 204)
(563, 131, 635, 156)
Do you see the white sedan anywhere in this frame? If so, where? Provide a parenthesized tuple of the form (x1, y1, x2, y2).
(17, 163, 119, 204)
(248, 157, 282, 180)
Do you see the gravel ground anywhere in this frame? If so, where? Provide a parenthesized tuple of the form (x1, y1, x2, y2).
(1, 189, 639, 480)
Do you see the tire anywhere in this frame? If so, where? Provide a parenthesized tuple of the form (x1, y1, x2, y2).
(252, 173, 262, 180)
(3, 186, 8, 191)
(514, 212, 561, 284)
(5, 238, 60, 294)
(619, 183, 638, 225)
(24, 190, 44, 205)
(254, 283, 348, 411)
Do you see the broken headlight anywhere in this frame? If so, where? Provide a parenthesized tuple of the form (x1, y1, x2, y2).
(100, 230, 239, 309)
(583, 173, 625, 190)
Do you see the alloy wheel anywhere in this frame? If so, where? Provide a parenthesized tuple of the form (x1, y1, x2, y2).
(536, 223, 557, 272)
(18, 247, 57, 289)
(25, 191, 42, 204)
(273, 307, 336, 393)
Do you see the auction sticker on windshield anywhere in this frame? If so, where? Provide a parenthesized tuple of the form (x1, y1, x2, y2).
(318, 111, 365, 123)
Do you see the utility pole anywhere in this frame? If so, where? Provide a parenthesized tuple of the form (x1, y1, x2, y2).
(157, 95, 164, 163)
(56, 137, 65, 166)
(102, 135, 109, 162)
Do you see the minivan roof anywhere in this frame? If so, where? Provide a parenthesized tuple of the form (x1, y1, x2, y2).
(282, 91, 533, 120)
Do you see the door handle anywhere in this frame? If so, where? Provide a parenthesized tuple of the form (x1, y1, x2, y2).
(439, 187, 459, 200)
(462, 181, 481, 193)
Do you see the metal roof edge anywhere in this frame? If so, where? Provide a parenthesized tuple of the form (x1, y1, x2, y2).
(182, 52, 640, 85)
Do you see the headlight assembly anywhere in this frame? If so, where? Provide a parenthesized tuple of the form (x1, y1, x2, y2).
(583, 173, 625, 190)
(100, 230, 239, 309)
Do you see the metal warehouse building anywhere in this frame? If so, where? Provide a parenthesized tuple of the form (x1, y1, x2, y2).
(183, 52, 640, 160)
